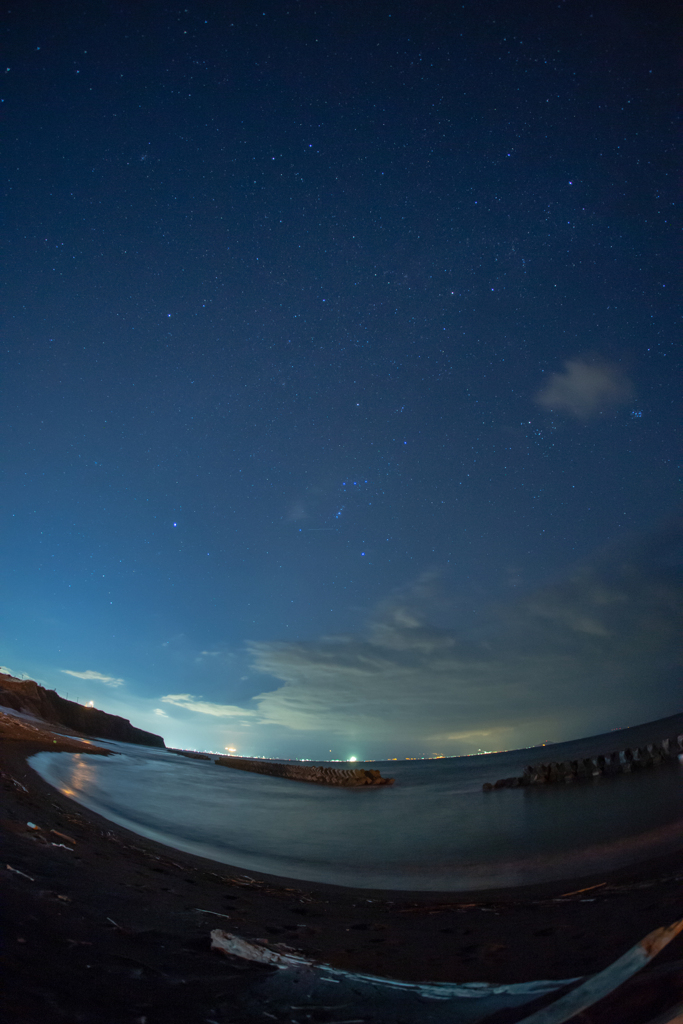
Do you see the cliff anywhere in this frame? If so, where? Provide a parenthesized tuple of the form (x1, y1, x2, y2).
(0, 673, 165, 748)
(0, 708, 113, 754)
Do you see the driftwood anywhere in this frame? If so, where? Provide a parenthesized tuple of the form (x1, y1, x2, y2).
(483, 735, 683, 792)
(214, 755, 394, 787)
(211, 915, 683, 1016)
(210, 928, 581, 999)
(514, 916, 683, 1024)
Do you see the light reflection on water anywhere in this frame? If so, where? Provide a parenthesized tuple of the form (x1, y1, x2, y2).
(31, 737, 683, 890)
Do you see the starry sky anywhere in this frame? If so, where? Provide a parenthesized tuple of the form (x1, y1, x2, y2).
(1, 1, 680, 759)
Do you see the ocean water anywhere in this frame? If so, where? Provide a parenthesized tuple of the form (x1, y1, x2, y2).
(30, 715, 683, 891)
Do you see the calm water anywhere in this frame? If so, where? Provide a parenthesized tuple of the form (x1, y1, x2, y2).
(31, 717, 683, 890)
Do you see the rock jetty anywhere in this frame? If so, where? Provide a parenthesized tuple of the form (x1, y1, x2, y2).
(169, 748, 212, 760)
(215, 755, 394, 787)
(483, 734, 683, 791)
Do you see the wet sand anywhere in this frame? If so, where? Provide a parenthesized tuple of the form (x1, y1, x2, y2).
(2, 727, 683, 1023)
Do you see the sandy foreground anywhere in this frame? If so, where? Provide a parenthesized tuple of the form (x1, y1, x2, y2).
(1, 716, 682, 1023)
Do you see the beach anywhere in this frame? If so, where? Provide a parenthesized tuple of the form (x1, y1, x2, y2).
(2, 725, 683, 1023)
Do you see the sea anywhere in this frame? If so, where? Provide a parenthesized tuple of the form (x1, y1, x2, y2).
(30, 713, 683, 891)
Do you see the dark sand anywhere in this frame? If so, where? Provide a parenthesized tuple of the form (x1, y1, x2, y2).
(2, 728, 683, 1023)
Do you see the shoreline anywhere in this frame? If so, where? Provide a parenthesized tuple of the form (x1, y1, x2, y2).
(2, 732, 683, 1022)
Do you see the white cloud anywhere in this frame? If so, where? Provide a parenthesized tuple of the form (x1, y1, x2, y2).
(249, 619, 534, 747)
(61, 669, 125, 687)
(154, 708, 168, 717)
(249, 526, 681, 752)
(160, 693, 257, 718)
(535, 358, 633, 420)
(0, 666, 32, 680)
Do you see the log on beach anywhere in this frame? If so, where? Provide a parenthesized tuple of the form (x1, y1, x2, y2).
(215, 754, 394, 786)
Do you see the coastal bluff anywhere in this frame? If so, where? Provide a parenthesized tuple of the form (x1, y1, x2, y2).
(0, 672, 165, 748)
(215, 754, 394, 787)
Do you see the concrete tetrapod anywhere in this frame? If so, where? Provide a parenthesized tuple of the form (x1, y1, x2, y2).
(483, 734, 683, 791)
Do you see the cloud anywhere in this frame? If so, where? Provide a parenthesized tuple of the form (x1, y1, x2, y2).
(160, 693, 257, 718)
(249, 523, 682, 752)
(61, 669, 125, 687)
(286, 500, 308, 522)
(250, 617, 538, 749)
(153, 708, 168, 717)
(535, 358, 633, 419)
(0, 665, 32, 680)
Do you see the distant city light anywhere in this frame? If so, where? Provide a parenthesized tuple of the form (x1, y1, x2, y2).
(225, 747, 237, 752)
(348, 756, 357, 762)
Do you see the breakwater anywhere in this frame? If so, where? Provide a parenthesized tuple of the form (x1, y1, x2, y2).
(483, 734, 683, 791)
(215, 755, 394, 787)
(31, 718, 683, 889)
(169, 748, 212, 760)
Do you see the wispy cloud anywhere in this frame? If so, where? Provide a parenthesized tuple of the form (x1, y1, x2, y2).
(160, 693, 257, 718)
(286, 500, 308, 522)
(0, 665, 32, 680)
(535, 358, 633, 420)
(61, 669, 125, 687)
(249, 524, 681, 752)
(154, 708, 169, 717)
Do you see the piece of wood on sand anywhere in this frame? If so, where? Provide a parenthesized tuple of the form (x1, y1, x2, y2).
(515, 916, 683, 1024)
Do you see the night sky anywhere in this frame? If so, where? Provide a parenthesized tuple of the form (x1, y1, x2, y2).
(2, 1, 680, 759)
